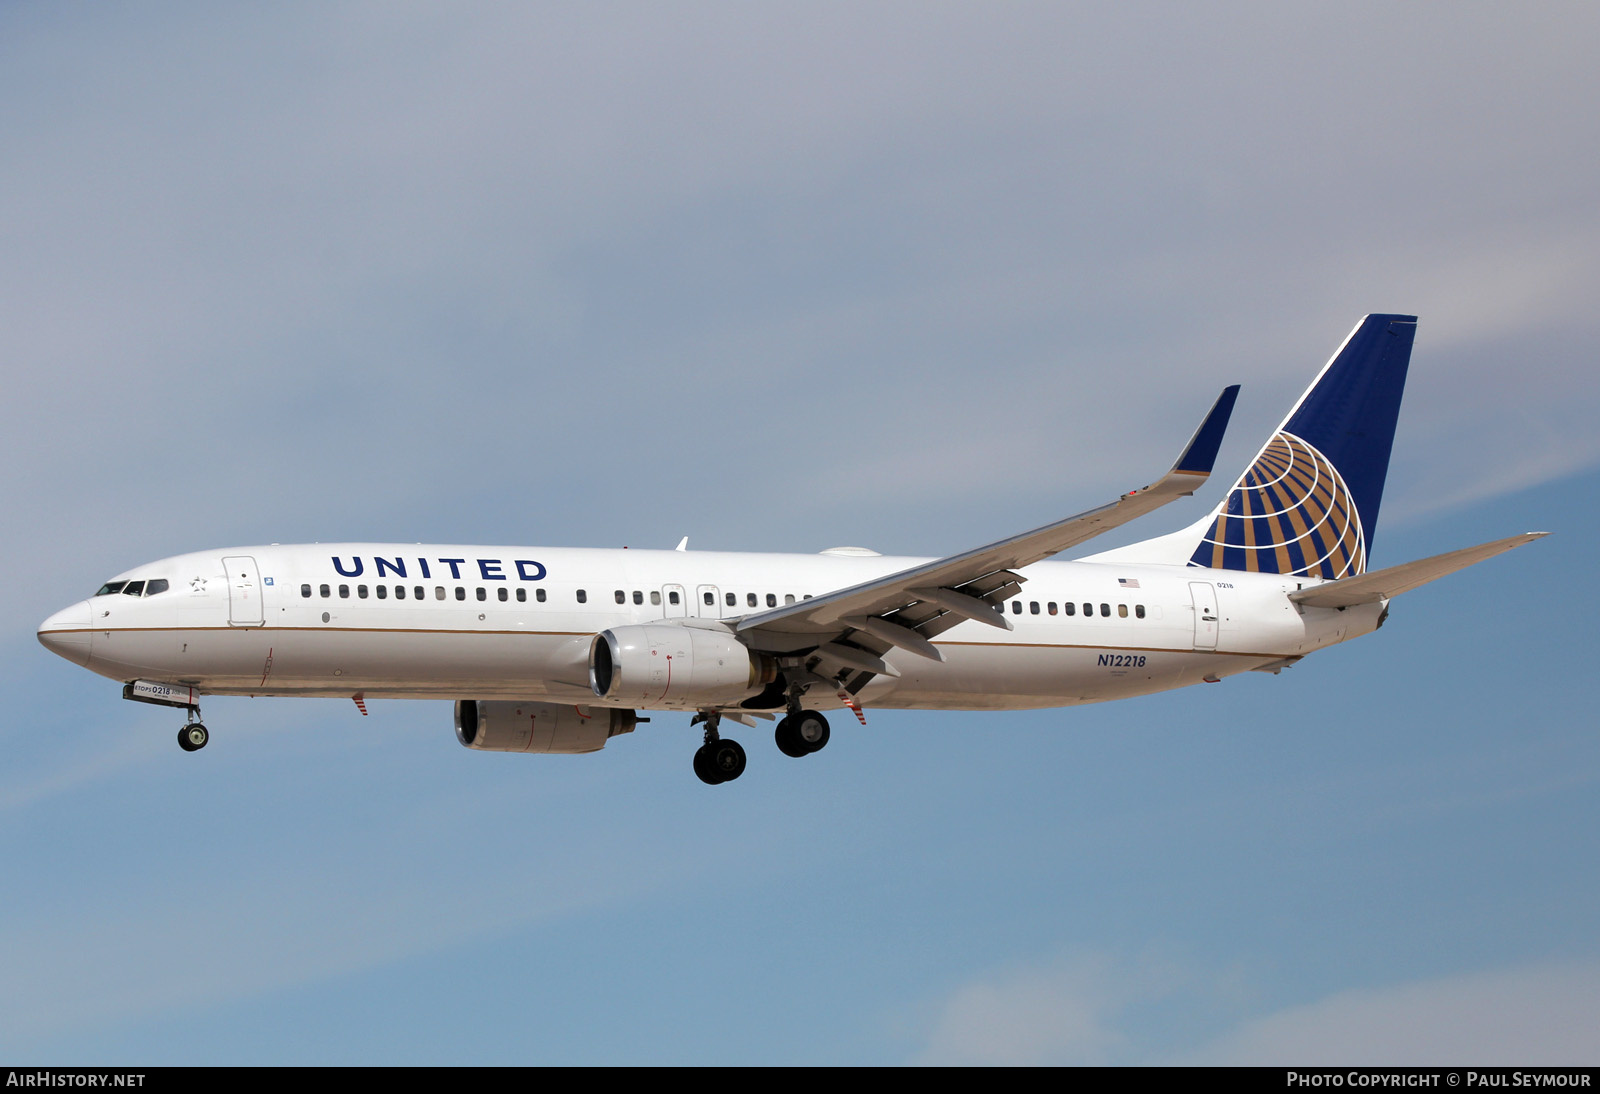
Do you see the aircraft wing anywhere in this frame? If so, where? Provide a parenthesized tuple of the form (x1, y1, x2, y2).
(1288, 531, 1549, 609)
(736, 386, 1240, 661)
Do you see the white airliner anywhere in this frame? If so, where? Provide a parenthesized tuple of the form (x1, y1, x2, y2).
(38, 315, 1544, 784)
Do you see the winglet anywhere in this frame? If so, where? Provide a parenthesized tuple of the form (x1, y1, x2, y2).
(739, 385, 1251, 644)
(1171, 385, 1240, 475)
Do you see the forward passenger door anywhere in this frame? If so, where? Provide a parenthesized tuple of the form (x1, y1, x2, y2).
(222, 555, 265, 627)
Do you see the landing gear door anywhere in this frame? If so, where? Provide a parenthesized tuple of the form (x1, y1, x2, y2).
(223, 555, 265, 627)
(1189, 581, 1218, 649)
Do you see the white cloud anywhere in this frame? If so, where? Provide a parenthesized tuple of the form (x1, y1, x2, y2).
(911, 954, 1600, 1066)
(910, 951, 1186, 1066)
(1186, 962, 1600, 1066)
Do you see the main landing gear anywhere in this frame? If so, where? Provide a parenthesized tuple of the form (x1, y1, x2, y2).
(774, 710, 830, 758)
(690, 707, 833, 785)
(691, 712, 746, 785)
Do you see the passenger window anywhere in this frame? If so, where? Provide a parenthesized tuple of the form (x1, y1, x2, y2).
(633, 590, 643, 605)
(301, 584, 312, 598)
(435, 587, 445, 600)
(724, 592, 734, 607)
(766, 593, 776, 607)
(704, 591, 715, 606)
(476, 588, 487, 601)
(1048, 602, 1058, 615)
(614, 590, 626, 604)
(145, 579, 168, 595)
(651, 591, 661, 606)
(1118, 604, 1128, 618)
(747, 593, 757, 607)
(414, 586, 424, 600)
(785, 594, 796, 604)
(1100, 603, 1110, 617)
(667, 590, 678, 605)
(320, 584, 331, 598)
(358, 585, 368, 599)
(536, 588, 546, 603)
(1011, 601, 1022, 615)
(577, 589, 588, 604)
(339, 585, 350, 599)
(1030, 601, 1040, 615)
(498, 588, 508, 602)
(1082, 603, 1092, 616)
(516, 588, 526, 602)
(1064, 602, 1075, 616)
(376, 585, 387, 599)
(123, 581, 145, 596)
(455, 587, 466, 601)
(1135, 604, 1145, 619)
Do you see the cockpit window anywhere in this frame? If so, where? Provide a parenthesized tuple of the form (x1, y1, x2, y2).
(95, 578, 169, 597)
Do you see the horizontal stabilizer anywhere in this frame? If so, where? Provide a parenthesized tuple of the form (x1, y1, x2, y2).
(1288, 532, 1548, 609)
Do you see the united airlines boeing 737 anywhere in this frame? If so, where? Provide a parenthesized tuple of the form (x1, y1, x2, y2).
(38, 315, 1544, 784)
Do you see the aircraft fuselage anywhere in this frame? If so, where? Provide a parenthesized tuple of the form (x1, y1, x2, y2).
(39, 542, 1376, 712)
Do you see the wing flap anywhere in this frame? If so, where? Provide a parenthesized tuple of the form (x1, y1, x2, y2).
(1288, 532, 1548, 609)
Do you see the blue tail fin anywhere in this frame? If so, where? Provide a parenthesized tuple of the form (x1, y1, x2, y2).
(1188, 314, 1416, 578)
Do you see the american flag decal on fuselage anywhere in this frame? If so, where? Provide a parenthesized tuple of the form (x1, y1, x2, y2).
(1188, 431, 1366, 579)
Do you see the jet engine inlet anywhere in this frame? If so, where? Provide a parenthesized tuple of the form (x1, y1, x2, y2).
(454, 699, 637, 754)
(589, 625, 776, 708)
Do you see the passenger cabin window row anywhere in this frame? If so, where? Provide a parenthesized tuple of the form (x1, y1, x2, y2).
(301, 583, 546, 603)
(615, 590, 664, 606)
(294, 583, 817, 609)
(606, 589, 804, 609)
(1011, 599, 1146, 619)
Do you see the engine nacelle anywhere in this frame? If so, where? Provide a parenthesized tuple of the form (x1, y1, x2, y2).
(589, 623, 777, 708)
(454, 699, 638, 754)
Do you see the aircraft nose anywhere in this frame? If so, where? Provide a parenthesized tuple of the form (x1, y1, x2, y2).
(38, 601, 93, 667)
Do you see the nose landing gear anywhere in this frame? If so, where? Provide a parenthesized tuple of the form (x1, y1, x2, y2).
(122, 681, 210, 753)
(177, 720, 209, 752)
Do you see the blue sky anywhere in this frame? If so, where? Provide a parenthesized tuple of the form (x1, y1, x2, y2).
(4, 3, 1598, 1064)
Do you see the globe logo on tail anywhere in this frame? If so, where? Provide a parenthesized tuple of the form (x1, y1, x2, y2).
(1189, 431, 1366, 579)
